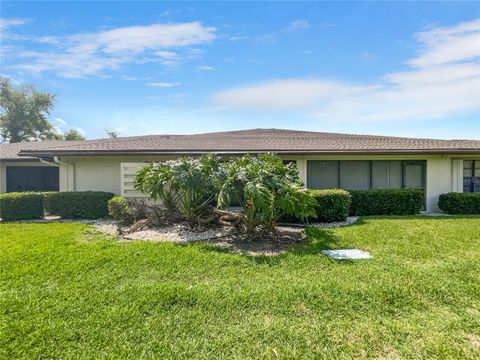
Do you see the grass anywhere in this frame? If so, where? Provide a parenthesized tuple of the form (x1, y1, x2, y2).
(1, 217, 480, 359)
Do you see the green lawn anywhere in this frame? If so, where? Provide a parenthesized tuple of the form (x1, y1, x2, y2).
(1, 218, 480, 359)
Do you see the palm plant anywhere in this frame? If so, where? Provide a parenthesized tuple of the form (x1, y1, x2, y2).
(218, 153, 316, 235)
(135, 163, 179, 213)
(135, 155, 223, 225)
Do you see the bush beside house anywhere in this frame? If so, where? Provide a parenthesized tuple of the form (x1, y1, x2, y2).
(108, 196, 147, 224)
(438, 192, 480, 214)
(45, 191, 115, 219)
(0, 192, 44, 220)
(349, 189, 424, 216)
(310, 189, 352, 222)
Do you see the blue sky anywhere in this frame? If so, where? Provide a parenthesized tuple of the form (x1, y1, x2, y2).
(1, 1, 479, 140)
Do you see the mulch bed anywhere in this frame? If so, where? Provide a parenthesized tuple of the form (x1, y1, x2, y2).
(96, 221, 306, 256)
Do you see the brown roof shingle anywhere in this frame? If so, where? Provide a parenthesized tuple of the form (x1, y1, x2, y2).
(14, 128, 480, 157)
(0, 140, 83, 161)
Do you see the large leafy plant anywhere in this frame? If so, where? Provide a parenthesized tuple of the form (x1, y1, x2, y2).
(218, 153, 316, 234)
(135, 155, 223, 224)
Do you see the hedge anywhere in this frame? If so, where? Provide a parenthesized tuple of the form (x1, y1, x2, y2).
(349, 188, 424, 216)
(45, 191, 115, 219)
(438, 192, 480, 214)
(309, 189, 351, 222)
(0, 192, 44, 220)
(281, 189, 351, 223)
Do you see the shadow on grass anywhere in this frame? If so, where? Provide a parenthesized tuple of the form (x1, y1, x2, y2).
(351, 214, 480, 221)
(194, 225, 358, 265)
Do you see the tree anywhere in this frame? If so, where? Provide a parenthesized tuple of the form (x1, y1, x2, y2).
(106, 130, 119, 138)
(0, 77, 56, 142)
(63, 128, 86, 140)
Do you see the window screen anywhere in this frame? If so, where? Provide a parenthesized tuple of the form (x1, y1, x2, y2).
(307, 161, 338, 189)
(339, 161, 370, 190)
(371, 161, 389, 189)
(388, 161, 402, 188)
(6, 166, 59, 193)
(306, 160, 425, 191)
(403, 162, 424, 189)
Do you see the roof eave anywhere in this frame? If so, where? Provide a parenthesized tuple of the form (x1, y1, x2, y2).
(0, 157, 41, 163)
(18, 148, 480, 157)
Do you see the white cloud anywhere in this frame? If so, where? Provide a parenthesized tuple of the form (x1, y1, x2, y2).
(229, 35, 250, 41)
(54, 118, 67, 127)
(146, 82, 181, 87)
(214, 19, 480, 123)
(154, 50, 179, 59)
(196, 65, 215, 71)
(286, 20, 310, 31)
(72, 126, 87, 136)
(7, 21, 216, 78)
(409, 19, 480, 67)
(214, 79, 368, 110)
(0, 18, 30, 32)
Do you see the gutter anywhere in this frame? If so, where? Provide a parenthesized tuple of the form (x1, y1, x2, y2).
(18, 148, 480, 157)
(38, 157, 60, 166)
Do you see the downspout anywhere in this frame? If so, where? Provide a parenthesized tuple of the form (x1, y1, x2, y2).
(62, 157, 76, 191)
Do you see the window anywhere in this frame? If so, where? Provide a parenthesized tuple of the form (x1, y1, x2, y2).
(463, 160, 480, 192)
(6, 166, 59, 193)
(403, 161, 425, 190)
(306, 160, 425, 191)
(339, 161, 370, 190)
(307, 161, 339, 189)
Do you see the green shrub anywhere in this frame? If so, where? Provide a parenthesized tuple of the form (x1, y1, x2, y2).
(438, 192, 480, 214)
(108, 196, 147, 224)
(349, 189, 424, 216)
(108, 196, 131, 222)
(45, 191, 115, 219)
(0, 192, 44, 220)
(310, 189, 351, 222)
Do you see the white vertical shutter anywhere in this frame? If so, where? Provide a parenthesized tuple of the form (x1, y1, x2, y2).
(120, 163, 150, 198)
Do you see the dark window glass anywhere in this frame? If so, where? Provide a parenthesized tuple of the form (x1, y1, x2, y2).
(464, 160, 480, 193)
(6, 166, 59, 192)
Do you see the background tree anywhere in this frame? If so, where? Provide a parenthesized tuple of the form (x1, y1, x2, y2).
(62, 128, 86, 140)
(106, 130, 119, 138)
(0, 77, 57, 142)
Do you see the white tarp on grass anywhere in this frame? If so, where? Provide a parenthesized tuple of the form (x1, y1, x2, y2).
(321, 249, 373, 260)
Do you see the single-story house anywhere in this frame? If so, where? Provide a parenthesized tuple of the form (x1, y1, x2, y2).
(2, 128, 480, 213)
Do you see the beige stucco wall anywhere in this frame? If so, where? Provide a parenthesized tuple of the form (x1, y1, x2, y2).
(58, 156, 178, 194)
(56, 154, 479, 213)
(0, 161, 56, 193)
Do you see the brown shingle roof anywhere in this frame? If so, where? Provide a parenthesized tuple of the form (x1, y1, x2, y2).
(0, 140, 82, 162)
(15, 129, 480, 157)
